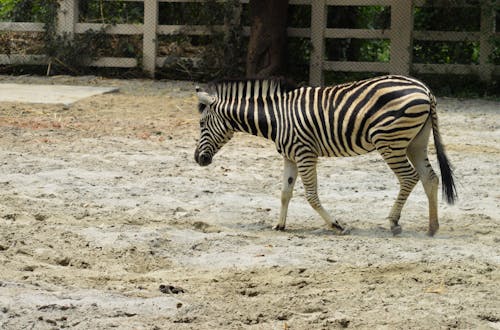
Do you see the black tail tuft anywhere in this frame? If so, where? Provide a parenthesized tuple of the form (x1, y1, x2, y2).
(430, 95, 458, 204)
(435, 137, 458, 204)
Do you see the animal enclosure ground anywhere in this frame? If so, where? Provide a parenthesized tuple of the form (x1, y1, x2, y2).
(0, 75, 499, 329)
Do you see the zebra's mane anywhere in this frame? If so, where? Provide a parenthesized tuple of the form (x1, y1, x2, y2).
(207, 78, 297, 101)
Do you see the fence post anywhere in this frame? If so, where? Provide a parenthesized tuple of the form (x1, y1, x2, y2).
(479, 3, 494, 81)
(143, 0, 159, 77)
(57, 0, 78, 36)
(390, 1, 413, 76)
(309, 0, 326, 86)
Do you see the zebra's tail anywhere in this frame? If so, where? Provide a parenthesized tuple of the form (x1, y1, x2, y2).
(429, 94, 458, 204)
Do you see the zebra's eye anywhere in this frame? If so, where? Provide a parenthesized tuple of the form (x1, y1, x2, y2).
(198, 103, 205, 113)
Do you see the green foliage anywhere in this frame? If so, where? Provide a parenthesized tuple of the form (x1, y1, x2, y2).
(414, 6, 480, 31)
(490, 7, 500, 66)
(79, 0, 143, 24)
(0, 0, 17, 20)
(286, 37, 312, 85)
(0, 0, 498, 96)
(0, 0, 52, 22)
(491, 36, 500, 65)
(40, 0, 109, 74)
(327, 5, 390, 29)
(159, 1, 225, 25)
(358, 6, 391, 30)
(287, 5, 311, 28)
(413, 41, 480, 64)
(413, 4, 481, 66)
(414, 73, 499, 98)
(157, 0, 245, 80)
(324, 6, 391, 67)
(43, 30, 110, 74)
(324, 71, 383, 85)
(0, 0, 112, 74)
(326, 38, 390, 62)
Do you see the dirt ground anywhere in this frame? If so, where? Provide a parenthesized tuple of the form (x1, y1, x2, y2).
(0, 75, 499, 329)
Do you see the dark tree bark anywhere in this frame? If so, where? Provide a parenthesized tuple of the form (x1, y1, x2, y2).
(246, 0, 289, 78)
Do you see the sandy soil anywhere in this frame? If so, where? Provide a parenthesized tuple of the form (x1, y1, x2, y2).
(0, 75, 499, 329)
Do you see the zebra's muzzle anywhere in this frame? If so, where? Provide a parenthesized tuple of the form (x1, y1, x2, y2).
(195, 149, 212, 166)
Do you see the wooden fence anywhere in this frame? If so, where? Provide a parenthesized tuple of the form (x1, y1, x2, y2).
(0, 0, 498, 85)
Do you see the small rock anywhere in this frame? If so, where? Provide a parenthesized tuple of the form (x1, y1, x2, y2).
(159, 284, 185, 294)
(57, 257, 71, 266)
(2, 214, 17, 221)
(34, 214, 47, 221)
(338, 318, 350, 328)
(22, 265, 36, 272)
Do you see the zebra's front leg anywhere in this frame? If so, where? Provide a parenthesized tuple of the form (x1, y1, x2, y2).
(274, 158, 298, 231)
(297, 158, 350, 235)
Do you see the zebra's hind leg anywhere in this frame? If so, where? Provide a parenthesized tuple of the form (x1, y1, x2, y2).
(407, 120, 440, 236)
(377, 146, 420, 235)
(297, 157, 350, 235)
(274, 158, 298, 231)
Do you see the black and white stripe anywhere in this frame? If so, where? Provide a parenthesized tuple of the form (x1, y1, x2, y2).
(194, 75, 457, 236)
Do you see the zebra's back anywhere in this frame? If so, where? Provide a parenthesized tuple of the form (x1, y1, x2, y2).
(290, 75, 433, 158)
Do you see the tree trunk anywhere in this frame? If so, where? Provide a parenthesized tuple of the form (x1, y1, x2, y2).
(246, 0, 289, 78)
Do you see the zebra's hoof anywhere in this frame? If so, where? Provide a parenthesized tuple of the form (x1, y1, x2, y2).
(340, 227, 351, 235)
(273, 224, 286, 231)
(330, 223, 351, 235)
(391, 225, 402, 236)
(427, 226, 439, 237)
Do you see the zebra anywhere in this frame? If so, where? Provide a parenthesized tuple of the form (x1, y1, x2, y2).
(194, 75, 457, 236)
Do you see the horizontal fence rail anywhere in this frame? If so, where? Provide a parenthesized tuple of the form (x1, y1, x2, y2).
(0, 0, 498, 84)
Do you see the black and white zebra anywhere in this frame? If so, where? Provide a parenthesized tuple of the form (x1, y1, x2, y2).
(194, 75, 457, 236)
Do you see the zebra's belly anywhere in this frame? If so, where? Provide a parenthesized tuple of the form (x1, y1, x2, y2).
(318, 135, 376, 157)
(320, 145, 376, 157)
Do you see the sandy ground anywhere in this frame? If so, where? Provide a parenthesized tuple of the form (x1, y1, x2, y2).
(0, 75, 499, 329)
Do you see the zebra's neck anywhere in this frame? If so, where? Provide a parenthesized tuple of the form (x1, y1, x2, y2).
(213, 79, 289, 141)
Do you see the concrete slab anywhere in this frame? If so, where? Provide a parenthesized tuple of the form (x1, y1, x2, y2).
(0, 83, 119, 105)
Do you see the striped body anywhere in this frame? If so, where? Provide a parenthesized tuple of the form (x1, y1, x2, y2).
(195, 75, 456, 235)
(211, 76, 430, 159)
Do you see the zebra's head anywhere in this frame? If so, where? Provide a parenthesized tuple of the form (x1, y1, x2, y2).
(194, 87, 234, 166)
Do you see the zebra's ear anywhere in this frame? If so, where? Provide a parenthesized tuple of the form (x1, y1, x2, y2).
(196, 91, 216, 106)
